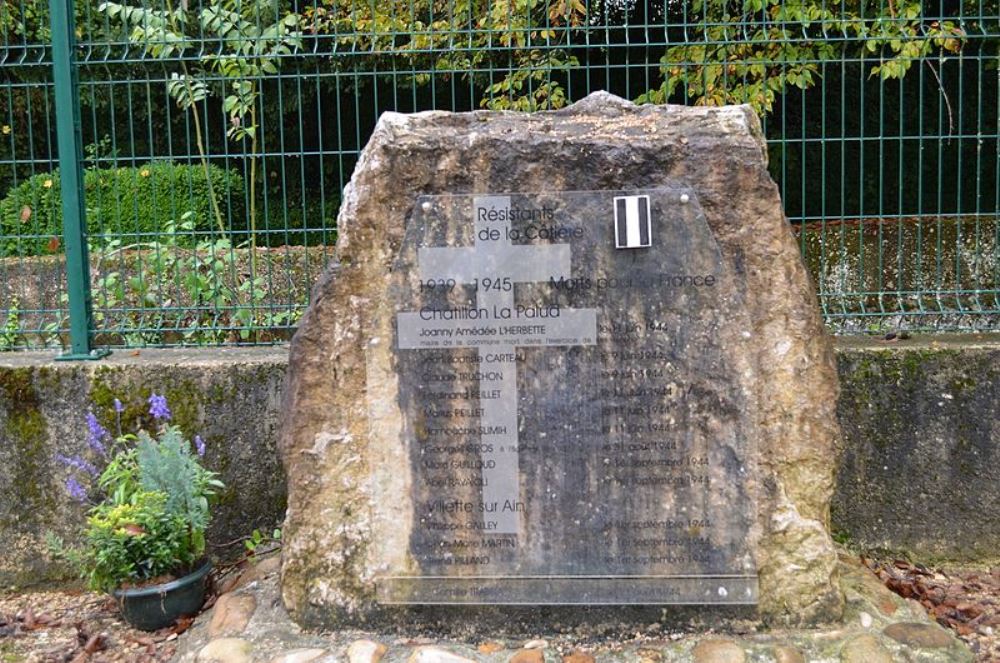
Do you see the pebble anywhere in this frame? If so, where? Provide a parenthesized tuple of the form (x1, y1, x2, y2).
(509, 650, 545, 663)
(840, 634, 893, 663)
(561, 652, 595, 663)
(876, 597, 898, 616)
(882, 622, 955, 648)
(348, 639, 389, 663)
(407, 646, 477, 663)
(523, 639, 548, 650)
(478, 641, 505, 654)
(208, 593, 257, 637)
(198, 637, 254, 663)
(691, 639, 746, 663)
(235, 554, 282, 589)
(859, 611, 873, 629)
(269, 648, 329, 663)
(772, 645, 805, 663)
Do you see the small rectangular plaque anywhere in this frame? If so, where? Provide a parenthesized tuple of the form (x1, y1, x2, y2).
(614, 195, 651, 248)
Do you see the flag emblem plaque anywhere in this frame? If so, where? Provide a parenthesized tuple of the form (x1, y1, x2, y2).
(614, 195, 652, 249)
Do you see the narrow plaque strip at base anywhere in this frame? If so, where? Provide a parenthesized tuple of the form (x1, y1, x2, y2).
(377, 575, 758, 605)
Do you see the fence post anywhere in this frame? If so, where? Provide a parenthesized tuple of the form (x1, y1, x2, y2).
(49, 0, 109, 360)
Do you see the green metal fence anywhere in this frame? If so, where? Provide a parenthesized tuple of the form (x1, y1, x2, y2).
(1, 0, 998, 352)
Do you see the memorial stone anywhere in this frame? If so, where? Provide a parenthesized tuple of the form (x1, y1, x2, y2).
(279, 92, 844, 627)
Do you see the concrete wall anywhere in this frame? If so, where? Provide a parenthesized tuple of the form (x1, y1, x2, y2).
(0, 336, 997, 587)
(0, 348, 287, 587)
(833, 335, 1000, 562)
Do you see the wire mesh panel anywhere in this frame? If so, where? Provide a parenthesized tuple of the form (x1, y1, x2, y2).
(1, 0, 998, 348)
(0, 16, 70, 350)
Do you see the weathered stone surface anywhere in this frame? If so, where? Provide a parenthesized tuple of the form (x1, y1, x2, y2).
(561, 652, 595, 663)
(347, 639, 389, 663)
(197, 637, 254, 663)
(691, 639, 746, 663)
(883, 622, 955, 648)
(837, 554, 901, 618)
(839, 634, 893, 663)
(278, 92, 843, 626)
(478, 642, 505, 654)
(207, 593, 257, 637)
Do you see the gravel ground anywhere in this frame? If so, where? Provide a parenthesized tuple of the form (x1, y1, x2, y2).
(0, 589, 184, 662)
(863, 558, 1000, 663)
(0, 558, 997, 662)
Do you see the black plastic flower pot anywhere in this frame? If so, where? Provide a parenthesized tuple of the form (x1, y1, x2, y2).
(112, 560, 212, 631)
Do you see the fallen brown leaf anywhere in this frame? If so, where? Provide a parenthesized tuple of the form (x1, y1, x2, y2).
(84, 632, 107, 653)
(167, 615, 193, 635)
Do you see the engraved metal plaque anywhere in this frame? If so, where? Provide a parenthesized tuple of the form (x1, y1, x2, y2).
(378, 189, 757, 604)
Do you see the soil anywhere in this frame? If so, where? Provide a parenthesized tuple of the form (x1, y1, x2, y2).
(116, 560, 208, 591)
(116, 576, 178, 592)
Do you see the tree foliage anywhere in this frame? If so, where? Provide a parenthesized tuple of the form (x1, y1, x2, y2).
(304, 0, 586, 111)
(99, 0, 303, 246)
(3, 0, 997, 235)
(637, 0, 971, 113)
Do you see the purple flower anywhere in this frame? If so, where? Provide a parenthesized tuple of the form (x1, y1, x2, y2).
(148, 393, 171, 421)
(56, 453, 98, 477)
(194, 435, 206, 457)
(113, 398, 124, 413)
(85, 411, 109, 456)
(65, 476, 87, 502)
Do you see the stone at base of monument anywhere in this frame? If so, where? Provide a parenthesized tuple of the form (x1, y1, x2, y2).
(172, 554, 974, 663)
(279, 92, 844, 628)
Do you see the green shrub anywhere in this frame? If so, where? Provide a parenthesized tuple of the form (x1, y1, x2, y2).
(79, 490, 193, 592)
(258, 194, 338, 248)
(47, 394, 223, 593)
(0, 162, 245, 257)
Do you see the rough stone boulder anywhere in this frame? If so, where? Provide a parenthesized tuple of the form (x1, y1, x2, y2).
(278, 92, 843, 627)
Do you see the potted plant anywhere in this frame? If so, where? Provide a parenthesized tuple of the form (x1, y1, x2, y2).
(48, 394, 224, 631)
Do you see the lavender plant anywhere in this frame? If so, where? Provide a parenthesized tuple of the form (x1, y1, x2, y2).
(48, 394, 223, 593)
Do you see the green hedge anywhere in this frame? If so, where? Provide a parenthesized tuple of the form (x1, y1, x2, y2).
(0, 162, 245, 257)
